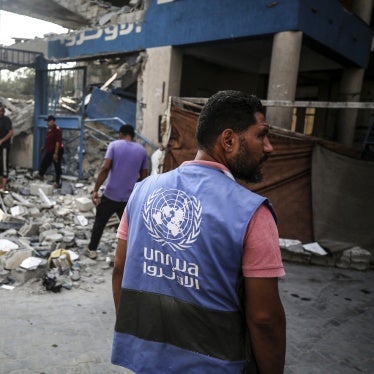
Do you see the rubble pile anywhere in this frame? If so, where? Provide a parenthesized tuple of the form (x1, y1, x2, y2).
(280, 239, 372, 271)
(0, 94, 135, 294)
(0, 168, 118, 293)
(0, 96, 34, 138)
(56, 0, 149, 29)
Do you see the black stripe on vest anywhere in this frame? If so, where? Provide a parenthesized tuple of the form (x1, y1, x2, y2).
(115, 288, 247, 361)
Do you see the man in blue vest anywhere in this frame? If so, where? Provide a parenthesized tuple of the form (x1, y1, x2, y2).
(112, 91, 286, 373)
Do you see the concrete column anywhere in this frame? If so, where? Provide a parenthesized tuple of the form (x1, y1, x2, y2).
(137, 46, 182, 148)
(266, 31, 303, 130)
(337, 68, 365, 145)
(337, 0, 373, 146)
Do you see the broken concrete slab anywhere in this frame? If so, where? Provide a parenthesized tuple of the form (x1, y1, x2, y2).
(30, 183, 53, 196)
(336, 247, 371, 271)
(39, 230, 63, 245)
(11, 261, 48, 284)
(0, 238, 19, 255)
(10, 205, 28, 217)
(18, 222, 40, 237)
(1, 248, 34, 270)
(75, 196, 94, 212)
(38, 188, 55, 208)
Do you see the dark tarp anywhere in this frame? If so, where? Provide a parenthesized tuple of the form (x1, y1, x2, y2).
(312, 145, 374, 253)
(162, 101, 373, 253)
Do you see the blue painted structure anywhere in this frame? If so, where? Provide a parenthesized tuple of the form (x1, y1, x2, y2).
(48, 0, 373, 68)
(86, 87, 136, 126)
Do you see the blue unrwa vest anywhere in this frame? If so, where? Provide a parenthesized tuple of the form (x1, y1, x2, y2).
(112, 163, 273, 373)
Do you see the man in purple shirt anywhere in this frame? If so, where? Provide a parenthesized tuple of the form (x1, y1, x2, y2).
(85, 124, 149, 260)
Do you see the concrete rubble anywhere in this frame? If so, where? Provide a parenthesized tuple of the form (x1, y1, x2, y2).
(279, 238, 372, 271)
(0, 167, 119, 293)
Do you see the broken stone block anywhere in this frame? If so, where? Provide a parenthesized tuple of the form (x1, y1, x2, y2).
(40, 222, 52, 232)
(59, 229, 75, 247)
(30, 183, 53, 196)
(75, 197, 94, 212)
(281, 247, 312, 264)
(54, 205, 71, 217)
(62, 175, 79, 182)
(336, 247, 371, 271)
(38, 188, 55, 208)
(0, 220, 25, 231)
(0, 238, 19, 255)
(20, 256, 44, 270)
(2, 194, 15, 207)
(0, 229, 18, 238)
(2, 248, 33, 270)
(19, 222, 40, 237)
(10, 205, 28, 217)
(11, 192, 33, 207)
(52, 223, 65, 230)
(28, 206, 42, 217)
(75, 238, 90, 247)
(310, 254, 336, 267)
(10, 260, 48, 284)
(18, 187, 31, 195)
(60, 183, 74, 195)
(39, 229, 63, 245)
(75, 215, 88, 226)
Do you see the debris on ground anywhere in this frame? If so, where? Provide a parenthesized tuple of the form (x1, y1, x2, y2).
(0, 167, 117, 293)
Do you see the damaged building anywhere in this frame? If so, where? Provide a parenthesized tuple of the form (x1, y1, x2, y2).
(0, 0, 373, 288)
(2, 1, 374, 155)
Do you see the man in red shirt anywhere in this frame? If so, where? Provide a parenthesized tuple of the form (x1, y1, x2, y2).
(0, 105, 13, 192)
(38, 115, 64, 188)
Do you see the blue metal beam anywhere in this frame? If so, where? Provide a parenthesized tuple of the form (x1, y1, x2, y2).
(48, 0, 372, 68)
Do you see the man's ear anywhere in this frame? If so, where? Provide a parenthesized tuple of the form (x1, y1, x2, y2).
(220, 129, 236, 153)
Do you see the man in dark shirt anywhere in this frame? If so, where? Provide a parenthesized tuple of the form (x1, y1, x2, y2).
(38, 115, 64, 188)
(0, 105, 14, 192)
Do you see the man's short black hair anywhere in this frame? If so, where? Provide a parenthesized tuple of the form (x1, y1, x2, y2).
(119, 124, 135, 138)
(196, 90, 264, 151)
(45, 115, 56, 122)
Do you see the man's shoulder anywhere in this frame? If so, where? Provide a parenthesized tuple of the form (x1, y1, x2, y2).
(0, 116, 12, 124)
(108, 140, 146, 152)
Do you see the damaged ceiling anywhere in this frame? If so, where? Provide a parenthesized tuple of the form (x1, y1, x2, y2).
(0, 0, 90, 29)
(0, 0, 146, 30)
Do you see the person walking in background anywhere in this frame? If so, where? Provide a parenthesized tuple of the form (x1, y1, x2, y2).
(0, 104, 14, 192)
(112, 91, 286, 373)
(84, 124, 149, 260)
(38, 115, 64, 188)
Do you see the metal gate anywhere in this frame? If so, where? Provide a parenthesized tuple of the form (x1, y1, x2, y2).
(34, 65, 87, 178)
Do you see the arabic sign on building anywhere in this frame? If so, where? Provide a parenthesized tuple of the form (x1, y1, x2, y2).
(47, 0, 372, 68)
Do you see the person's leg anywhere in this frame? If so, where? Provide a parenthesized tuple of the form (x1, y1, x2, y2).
(0, 147, 10, 190)
(39, 153, 53, 179)
(86, 195, 117, 258)
(53, 148, 64, 187)
(115, 201, 127, 220)
(0, 147, 4, 188)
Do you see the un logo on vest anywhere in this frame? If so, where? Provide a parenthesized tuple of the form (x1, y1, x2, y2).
(142, 188, 202, 251)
